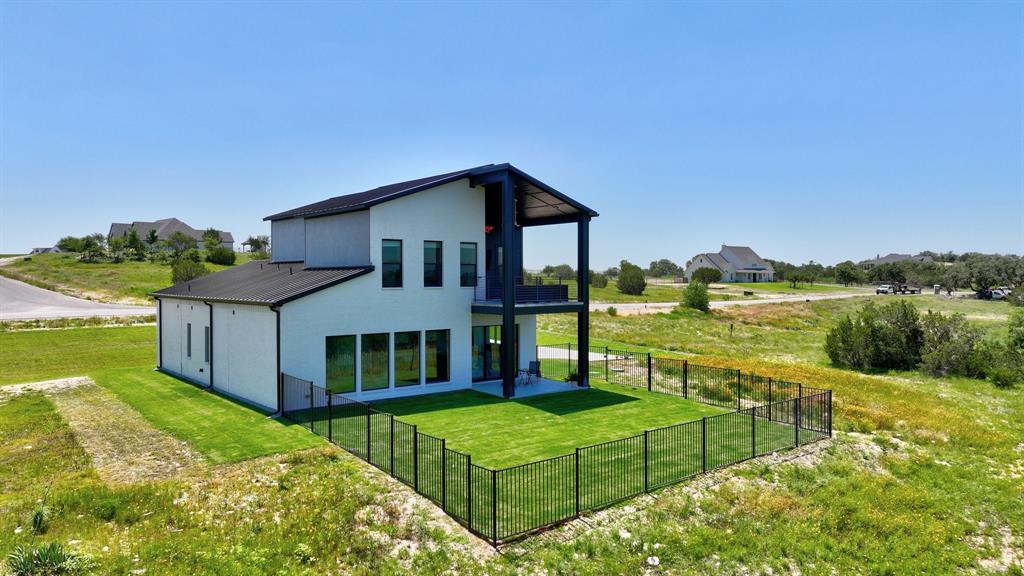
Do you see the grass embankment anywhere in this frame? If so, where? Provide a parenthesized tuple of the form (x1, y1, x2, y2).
(0, 325, 156, 385)
(0, 252, 252, 304)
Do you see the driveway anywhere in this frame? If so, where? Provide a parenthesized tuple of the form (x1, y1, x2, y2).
(0, 275, 155, 321)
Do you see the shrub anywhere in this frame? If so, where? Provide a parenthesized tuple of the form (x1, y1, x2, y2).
(172, 260, 209, 284)
(691, 267, 722, 284)
(1009, 309, 1024, 350)
(590, 272, 609, 289)
(920, 312, 987, 378)
(617, 261, 646, 295)
(607, 306, 617, 317)
(6, 542, 91, 575)
(205, 246, 236, 266)
(825, 301, 923, 370)
(1007, 289, 1024, 307)
(988, 365, 1020, 389)
(30, 505, 47, 535)
(684, 281, 710, 312)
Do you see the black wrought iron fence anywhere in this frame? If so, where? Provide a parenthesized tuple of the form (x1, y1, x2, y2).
(281, 349, 832, 545)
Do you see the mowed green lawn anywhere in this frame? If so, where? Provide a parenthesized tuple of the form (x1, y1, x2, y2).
(0, 325, 156, 385)
(370, 382, 728, 468)
(93, 368, 322, 463)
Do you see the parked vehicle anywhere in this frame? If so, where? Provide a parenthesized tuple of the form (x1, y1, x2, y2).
(876, 284, 894, 294)
(876, 283, 921, 295)
(981, 287, 1013, 300)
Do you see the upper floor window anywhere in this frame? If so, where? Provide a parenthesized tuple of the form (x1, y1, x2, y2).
(424, 240, 443, 287)
(382, 239, 402, 288)
(460, 242, 477, 287)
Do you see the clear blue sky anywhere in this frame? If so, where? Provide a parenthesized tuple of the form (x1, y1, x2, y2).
(2, 1, 1021, 269)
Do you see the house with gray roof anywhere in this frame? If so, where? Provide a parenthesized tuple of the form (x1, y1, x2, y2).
(684, 245, 775, 283)
(108, 217, 234, 250)
(858, 253, 933, 268)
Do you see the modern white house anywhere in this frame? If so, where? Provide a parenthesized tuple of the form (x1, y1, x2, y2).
(684, 245, 775, 283)
(152, 164, 597, 412)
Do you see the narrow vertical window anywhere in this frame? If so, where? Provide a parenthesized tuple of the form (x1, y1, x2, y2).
(326, 335, 356, 393)
(204, 326, 210, 363)
(361, 333, 389, 390)
(394, 331, 421, 387)
(424, 240, 442, 287)
(460, 242, 477, 287)
(425, 329, 450, 383)
(187, 323, 192, 358)
(382, 239, 402, 288)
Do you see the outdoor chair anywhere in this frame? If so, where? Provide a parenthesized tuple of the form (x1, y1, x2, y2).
(526, 361, 542, 385)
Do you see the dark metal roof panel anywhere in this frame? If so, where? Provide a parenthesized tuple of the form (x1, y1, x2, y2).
(151, 260, 373, 305)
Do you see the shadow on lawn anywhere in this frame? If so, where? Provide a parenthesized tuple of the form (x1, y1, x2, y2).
(514, 387, 638, 416)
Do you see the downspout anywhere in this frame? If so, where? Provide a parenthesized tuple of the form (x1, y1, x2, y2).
(204, 302, 213, 390)
(271, 305, 282, 415)
(156, 297, 163, 370)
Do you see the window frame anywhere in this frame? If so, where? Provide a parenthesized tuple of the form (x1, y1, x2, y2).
(382, 239, 403, 288)
(187, 323, 192, 358)
(394, 331, 421, 387)
(425, 329, 450, 384)
(325, 335, 357, 393)
(423, 240, 443, 288)
(460, 242, 477, 287)
(360, 332, 390, 391)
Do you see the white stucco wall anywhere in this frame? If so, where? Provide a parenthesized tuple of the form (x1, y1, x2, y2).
(279, 179, 541, 402)
(211, 303, 279, 411)
(684, 255, 732, 282)
(271, 218, 306, 262)
(304, 211, 371, 268)
(158, 297, 211, 387)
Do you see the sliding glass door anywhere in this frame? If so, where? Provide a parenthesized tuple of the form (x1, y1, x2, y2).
(471, 325, 518, 382)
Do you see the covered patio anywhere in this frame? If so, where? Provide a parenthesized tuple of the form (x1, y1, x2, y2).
(471, 377, 582, 399)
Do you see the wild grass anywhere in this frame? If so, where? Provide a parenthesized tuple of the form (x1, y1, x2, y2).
(0, 314, 156, 333)
(0, 252, 252, 304)
(0, 325, 156, 385)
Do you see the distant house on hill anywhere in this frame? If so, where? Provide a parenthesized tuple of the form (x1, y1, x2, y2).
(684, 245, 774, 283)
(30, 247, 61, 254)
(858, 253, 933, 268)
(108, 218, 234, 250)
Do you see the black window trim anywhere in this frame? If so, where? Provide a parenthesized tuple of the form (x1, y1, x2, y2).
(425, 328, 451, 384)
(460, 241, 477, 288)
(382, 238, 403, 288)
(423, 240, 443, 288)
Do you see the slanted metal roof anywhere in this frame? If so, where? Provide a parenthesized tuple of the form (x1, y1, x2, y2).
(151, 260, 372, 306)
(263, 163, 598, 223)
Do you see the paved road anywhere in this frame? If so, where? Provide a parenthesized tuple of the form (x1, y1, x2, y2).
(589, 291, 921, 315)
(0, 275, 155, 321)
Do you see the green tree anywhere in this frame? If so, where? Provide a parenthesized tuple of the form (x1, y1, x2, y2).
(108, 236, 128, 263)
(590, 272, 609, 288)
(125, 229, 146, 260)
(145, 229, 159, 247)
(648, 259, 682, 278)
(202, 228, 223, 248)
(77, 234, 106, 262)
(165, 231, 196, 261)
(691, 267, 722, 284)
(172, 259, 209, 283)
(545, 264, 574, 280)
(684, 281, 710, 312)
(834, 261, 863, 286)
(617, 260, 647, 296)
(868, 263, 906, 284)
(245, 234, 269, 254)
(205, 245, 236, 265)
(56, 236, 84, 252)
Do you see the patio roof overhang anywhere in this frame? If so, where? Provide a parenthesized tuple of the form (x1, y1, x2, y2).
(467, 164, 598, 227)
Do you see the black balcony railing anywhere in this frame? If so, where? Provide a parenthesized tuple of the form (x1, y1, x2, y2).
(473, 275, 579, 304)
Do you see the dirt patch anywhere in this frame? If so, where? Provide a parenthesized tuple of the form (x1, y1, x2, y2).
(46, 379, 204, 483)
(0, 376, 93, 400)
(968, 525, 1023, 573)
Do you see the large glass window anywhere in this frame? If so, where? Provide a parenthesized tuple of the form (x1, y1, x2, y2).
(424, 240, 443, 287)
(382, 240, 402, 288)
(472, 325, 518, 381)
(460, 242, 477, 287)
(326, 335, 356, 393)
(394, 331, 420, 387)
(361, 333, 390, 390)
(425, 330, 450, 383)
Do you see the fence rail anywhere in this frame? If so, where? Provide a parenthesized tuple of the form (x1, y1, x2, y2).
(282, 345, 832, 545)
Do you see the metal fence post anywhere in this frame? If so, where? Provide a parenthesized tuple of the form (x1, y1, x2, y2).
(768, 377, 773, 421)
(736, 370, 741, 410)
(467, 455, 473, 531)
(605, 346, 609, 381)
(491, 469, 498, 546)
(701, 417, 707, 472)
(647, 353, 653, 392)
(366, 405, 372, 463)
(828, 390, 833, 437)
(327, 390, 333, 442)
(683, 359, 688, 398)
(795, 397, 801, 447)
(574, 447, 581, 516)
(751, 408, 756, 458)
(389, 414, 395, 477)
(441, 438, 447, 512)
(413, 425, 419, 492)
(643, 430, 649, 492)
(309, 381, 314, 432)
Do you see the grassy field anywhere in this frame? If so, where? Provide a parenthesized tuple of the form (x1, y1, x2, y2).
(727, 281, 861, 293)
(0, 252, 253, 304)
(371, 382, 726, 468)
(94, 368, 321, 463)
(0, 325, 156, 385)
(1, 295, 1022, 573)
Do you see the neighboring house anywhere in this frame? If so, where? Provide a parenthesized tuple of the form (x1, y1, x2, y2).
(684, 245, 775, 282)
(151, 164, 598, 412)
(858, 253, 933, 268)
(30, 247, 61, 254)
(108, 218, 234, 250)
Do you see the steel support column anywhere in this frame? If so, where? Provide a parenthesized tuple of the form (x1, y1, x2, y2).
(500, 171, 517, 398)
(577, 216, 590, 388)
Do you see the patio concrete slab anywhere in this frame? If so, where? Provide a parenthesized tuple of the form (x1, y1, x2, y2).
(471, 378, 583, 398)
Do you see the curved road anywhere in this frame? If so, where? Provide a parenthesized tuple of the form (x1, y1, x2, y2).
(0, 275, 155, 321)
(589, 290, 914, 315)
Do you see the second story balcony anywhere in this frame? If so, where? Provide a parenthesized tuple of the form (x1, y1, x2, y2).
(471, 275, 584, 314)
